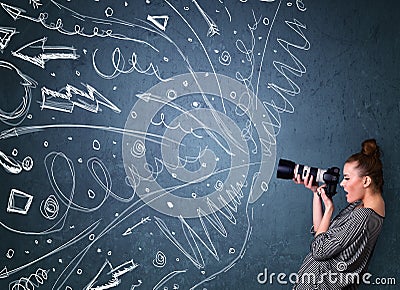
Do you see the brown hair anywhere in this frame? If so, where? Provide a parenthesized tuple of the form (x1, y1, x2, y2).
(345, 139, 384, 192)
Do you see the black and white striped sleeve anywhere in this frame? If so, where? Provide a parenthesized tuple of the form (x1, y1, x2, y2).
(310, 208, 373, 261)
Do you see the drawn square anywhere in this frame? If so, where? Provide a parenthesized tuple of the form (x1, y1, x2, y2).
(7, 189, 33, 215)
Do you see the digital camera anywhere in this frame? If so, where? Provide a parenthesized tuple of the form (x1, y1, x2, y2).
(277, 159, 340, 198)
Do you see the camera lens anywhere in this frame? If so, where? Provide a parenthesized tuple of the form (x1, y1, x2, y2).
(277, 159, 296, 179)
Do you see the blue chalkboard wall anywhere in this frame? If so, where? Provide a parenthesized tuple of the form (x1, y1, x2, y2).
(0, 0, 398, 289)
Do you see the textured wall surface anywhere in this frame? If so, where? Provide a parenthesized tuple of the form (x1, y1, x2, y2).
(0, 1, 398, 289)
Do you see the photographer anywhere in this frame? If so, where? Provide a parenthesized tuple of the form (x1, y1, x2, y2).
(292, 139, 385, 289)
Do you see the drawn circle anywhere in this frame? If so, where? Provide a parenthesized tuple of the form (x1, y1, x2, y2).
(22, 156, 34, 171)
(88, 189, 96, 199)
(12, 149, 18, 156)
(122, 73, 276, 218)
(105, 7, 113, 17)
(263, 17, 270, 26)
(228, 247, 235, 254)
(89, 233, 95, 241)
(6, 249, 14, 259)
(77, 269, 83, 275)
(92, 139, 101, 150)
(166, 89, 177, 99)
(336, 261, 347, 272)
(44, 141, 49, 148)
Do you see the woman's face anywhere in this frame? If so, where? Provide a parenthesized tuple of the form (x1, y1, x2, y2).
(340, 161, 365, 203)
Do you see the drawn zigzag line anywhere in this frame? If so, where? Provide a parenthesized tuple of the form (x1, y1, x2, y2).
(154, 182, 245, 269)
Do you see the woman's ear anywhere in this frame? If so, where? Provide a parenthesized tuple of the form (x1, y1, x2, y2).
(363, 176, 372, 188)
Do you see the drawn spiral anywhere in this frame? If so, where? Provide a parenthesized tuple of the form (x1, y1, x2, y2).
(40, 195, 59, 220)
(131, 140, 146, 158)
(219, 50, 231, 66)
(336, 261, 348, 272)
(122, 72, 276, 218)
(152, 251, 167, 268)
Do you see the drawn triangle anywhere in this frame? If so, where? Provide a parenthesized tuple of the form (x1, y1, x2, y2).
(147, 15, 169, 31)
(0, 266, 9, 279)
(0, 27, 18, 50)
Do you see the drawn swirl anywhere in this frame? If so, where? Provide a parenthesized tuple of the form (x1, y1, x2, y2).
(152, 251, 167, 268)
(336, 261, 348, 272)
(122, 72, 276, 218)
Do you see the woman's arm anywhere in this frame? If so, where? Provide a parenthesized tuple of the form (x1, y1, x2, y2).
(294, 174, 333, 235)
(312, 190, 324, 233)
(314, 186, 334, 236)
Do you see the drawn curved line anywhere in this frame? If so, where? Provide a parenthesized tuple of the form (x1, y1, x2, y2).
(0, 220, 100, 279)
(153, 269, 188, 290)
(255, 0, 282, 97)
(0, 124, 182, 147)
(87, 157, 135, 203)
(163, 0, 225, 113)
(0, 150, 22, 174)
(0, 61, 37, 126)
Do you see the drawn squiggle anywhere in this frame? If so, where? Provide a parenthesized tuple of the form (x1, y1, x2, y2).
(87, 157, 135, 203)
(0, 2, 158, 51)
(263, 18, 310, 139)
(92, 48, 172, 82)
(10, 268, 48, 290)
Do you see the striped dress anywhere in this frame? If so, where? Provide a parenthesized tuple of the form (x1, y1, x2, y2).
(293, 201, 384, 290)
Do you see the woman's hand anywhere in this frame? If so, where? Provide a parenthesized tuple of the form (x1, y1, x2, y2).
(317, 184, 334, 212)
(293, 173, 319, 193)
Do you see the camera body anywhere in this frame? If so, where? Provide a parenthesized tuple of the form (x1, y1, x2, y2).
(277, 159, 340, 198)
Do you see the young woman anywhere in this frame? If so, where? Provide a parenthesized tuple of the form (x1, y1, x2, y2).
(293, 139, 385, 289)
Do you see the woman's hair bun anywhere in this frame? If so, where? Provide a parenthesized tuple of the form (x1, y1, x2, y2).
(361, 139, 380, 158)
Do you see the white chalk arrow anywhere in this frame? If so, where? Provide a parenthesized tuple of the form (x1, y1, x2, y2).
(122, 216, 151, 236)
(85, 259, 139, 290)
(0, 27, 18, 50)
(12, 37, 79, 68)
(0, 2, 38, 21)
